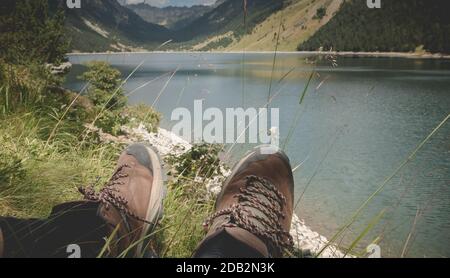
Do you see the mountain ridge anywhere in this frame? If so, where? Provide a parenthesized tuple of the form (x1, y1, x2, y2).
(42, 0, 450, 54)
(173, 0, 287, 43)
(51, 0, 172, 52)
(125, 3, 212, 30)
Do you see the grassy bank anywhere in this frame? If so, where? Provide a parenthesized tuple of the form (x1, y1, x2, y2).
(0, 64, 115, 218)
(0, 60, 223, 257)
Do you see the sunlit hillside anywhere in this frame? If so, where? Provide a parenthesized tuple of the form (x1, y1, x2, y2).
(193, 0, 343, 51)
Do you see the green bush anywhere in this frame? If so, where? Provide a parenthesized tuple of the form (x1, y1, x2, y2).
(166, 143, 224, 179)
(79, 61, 127, 111)
(313, 7, 327, 20)
(77, 61, 132, 136)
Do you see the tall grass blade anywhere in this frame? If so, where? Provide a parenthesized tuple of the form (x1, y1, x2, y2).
(401, 207, 421, 258)
(343, 209, 386, 257)
(266, 12, 284, 108)
(97, 223, 121, 258)
(282, 70, 315, 150)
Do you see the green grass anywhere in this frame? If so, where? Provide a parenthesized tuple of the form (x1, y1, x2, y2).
(0, 62, 216, 258)
(156, 178, 215, 258)
(0, 110, 120, 218)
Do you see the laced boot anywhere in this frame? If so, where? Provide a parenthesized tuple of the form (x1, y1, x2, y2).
(79, 143, 165, 257)
(195, 146, 295, 258)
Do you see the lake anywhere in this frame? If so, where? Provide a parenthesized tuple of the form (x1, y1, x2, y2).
(66, 52, 450, 258)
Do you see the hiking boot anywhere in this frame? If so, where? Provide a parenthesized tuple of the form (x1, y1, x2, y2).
(195, 146, 295, 258)
(79, 143, 166, 257)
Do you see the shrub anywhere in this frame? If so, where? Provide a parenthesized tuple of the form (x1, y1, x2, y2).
(313, 7, 327, 20)
(78, 61, 132, 136)
(166, 143, 224, 179)
(79, 61, 127, 110)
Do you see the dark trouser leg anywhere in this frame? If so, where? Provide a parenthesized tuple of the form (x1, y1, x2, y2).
(193, 231, 264, 258)
(0, 201, 108, 258)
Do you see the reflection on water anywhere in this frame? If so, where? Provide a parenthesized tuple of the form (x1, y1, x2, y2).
(66, 53, 450, 258)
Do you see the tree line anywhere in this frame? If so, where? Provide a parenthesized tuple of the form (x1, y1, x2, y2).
(298, 0, 450, 54)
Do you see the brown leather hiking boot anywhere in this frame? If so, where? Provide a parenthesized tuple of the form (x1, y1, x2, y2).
(195, 146, 295, 258)
(79, 143, 165, 257)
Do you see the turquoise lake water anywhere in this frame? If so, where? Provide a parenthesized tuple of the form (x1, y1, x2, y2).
(66, 53, 450, 257)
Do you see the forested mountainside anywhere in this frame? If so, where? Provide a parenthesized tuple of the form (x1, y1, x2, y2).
(298, 0, 450, 54)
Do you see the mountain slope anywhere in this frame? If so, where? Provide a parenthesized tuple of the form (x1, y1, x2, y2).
(174, 0, 286, 42)
(220, 0, 343, 51)
(49, 0, 172, 52)
(298, 0, 450, 53)
(126, 4, 212, 30)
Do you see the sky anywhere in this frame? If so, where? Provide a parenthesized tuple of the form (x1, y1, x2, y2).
(123, 0, 217, 7)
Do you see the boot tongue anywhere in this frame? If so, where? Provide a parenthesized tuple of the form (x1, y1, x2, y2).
(205, 215, 269, 257)
(224, 227, 269, 257)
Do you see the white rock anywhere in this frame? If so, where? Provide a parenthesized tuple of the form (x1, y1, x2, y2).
(125, 124, 192, 157)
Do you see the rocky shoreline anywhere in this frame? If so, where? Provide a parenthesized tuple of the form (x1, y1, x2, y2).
(68, 51, 450, 60)
(109, 123, 348, 258)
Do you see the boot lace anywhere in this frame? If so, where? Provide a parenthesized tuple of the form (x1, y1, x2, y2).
(78, 164, 150, 224)
(203, 175, 294, 255)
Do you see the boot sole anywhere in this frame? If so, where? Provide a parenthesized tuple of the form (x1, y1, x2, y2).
(135, 145, 167, 257)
